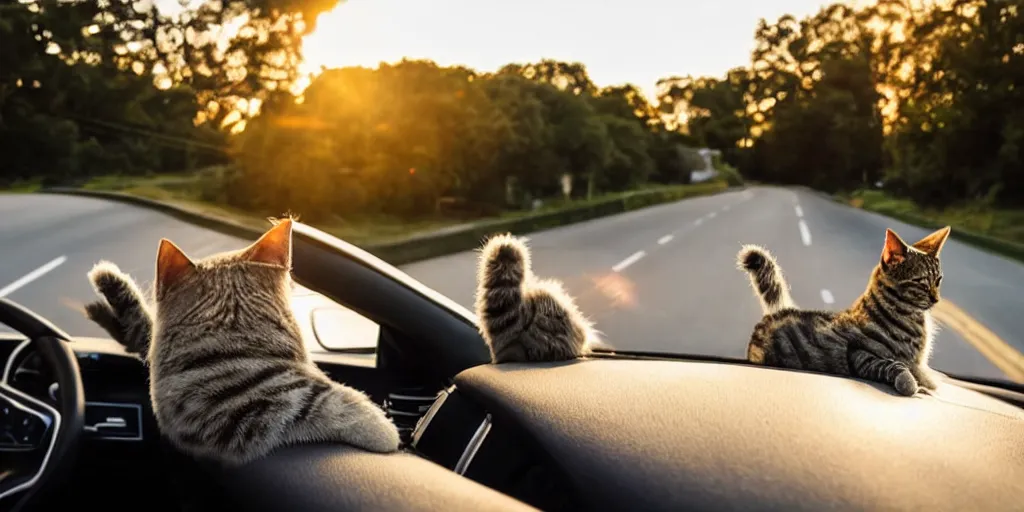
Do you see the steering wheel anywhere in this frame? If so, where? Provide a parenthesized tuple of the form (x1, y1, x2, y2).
(0, 298, 85, 511)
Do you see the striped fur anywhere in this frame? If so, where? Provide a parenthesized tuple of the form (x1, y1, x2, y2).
(739, 227, 951, 397)
(737, 245, 796, 315)
(475, 234, 595, 363)
(105, 219, 398, 465)
(84, 262, 154, 357)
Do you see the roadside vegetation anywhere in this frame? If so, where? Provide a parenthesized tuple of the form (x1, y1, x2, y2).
(840, 189, 1024, 262)
(1, 0, 1019, 259)
(69, 172, 728, 246)
(1, 0, 717, 241)
(664, 0, 1023, 258)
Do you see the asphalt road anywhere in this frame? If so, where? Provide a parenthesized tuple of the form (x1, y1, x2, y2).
(1, 188, 1022, 382)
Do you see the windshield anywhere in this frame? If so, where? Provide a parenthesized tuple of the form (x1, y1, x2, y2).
(1, 0, 1022, 386)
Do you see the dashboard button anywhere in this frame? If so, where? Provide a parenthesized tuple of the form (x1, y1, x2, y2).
(83, 402, 143, 441)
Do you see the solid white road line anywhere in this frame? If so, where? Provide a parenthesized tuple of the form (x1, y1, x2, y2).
(794, 205, 803, 218)
(821, 289, 835, 305)
(612, 251, 646, 273)
(657, 235, 673, 245)
(0, 256, 68, 298)
(798, 220, 812, 246)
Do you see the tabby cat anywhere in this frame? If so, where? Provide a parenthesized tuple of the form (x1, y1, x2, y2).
(475, 233, 596, 363)
(738, 226, 951, 396)
(84, 219, 399, 464)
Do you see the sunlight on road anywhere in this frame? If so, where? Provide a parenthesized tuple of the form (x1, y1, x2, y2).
(590, 273, 638, 310)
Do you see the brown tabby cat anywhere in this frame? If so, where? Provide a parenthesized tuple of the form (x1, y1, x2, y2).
(84, 219, 399, 464)
(475, 233, 596, 363)
(738, 226, 951, 396)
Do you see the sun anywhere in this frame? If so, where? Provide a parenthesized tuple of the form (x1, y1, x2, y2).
(295, 0, 404, 94)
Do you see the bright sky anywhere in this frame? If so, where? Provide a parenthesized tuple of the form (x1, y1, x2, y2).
(300, 0, 840, 102)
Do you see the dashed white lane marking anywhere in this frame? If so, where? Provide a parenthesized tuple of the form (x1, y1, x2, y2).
(657, 235, 673, 245)
(821, 289, 835, 305)
(612, 251, 646, 273)
(723, 204, 731, 211)
(0, 256, 68, 298)
(798, 220, 812, 246)
(794, 205, 803, 218)
(707, 212, 717, 219)
(694, 218, 704, 226)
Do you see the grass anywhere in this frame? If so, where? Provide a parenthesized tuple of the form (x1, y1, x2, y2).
(79, 173, 271, 232)
(72, 172, 731, 247)
(1, 178, 43, 193)
(78, 173, 472, 245)
(839, 189, 1024, 261)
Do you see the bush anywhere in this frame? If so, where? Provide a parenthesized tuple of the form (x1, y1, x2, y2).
(714, 161, 744, 187)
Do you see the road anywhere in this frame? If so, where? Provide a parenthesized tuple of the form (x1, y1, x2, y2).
(1, 188, 1023, 382)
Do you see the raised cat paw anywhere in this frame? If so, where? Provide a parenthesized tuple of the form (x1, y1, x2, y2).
(894, 370, 919, 397)
(83, 261, 153, 356)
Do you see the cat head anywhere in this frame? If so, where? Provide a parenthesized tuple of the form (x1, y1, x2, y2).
(154, 218, 294, 308)
(878, 226, 950, 309)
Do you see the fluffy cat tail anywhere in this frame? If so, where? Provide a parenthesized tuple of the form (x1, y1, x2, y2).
(475, 234, 594, 363)
(737, 245, 796, 315)
(475, 234, 529, 348)
(84, 261, 154, 356)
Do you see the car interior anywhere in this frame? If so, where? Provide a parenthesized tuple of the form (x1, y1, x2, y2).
(2, 222, 1023, 512)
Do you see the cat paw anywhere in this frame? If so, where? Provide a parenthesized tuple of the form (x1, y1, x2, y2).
(912, 367, 940, 391)
(347, 419, 401, 453)
(336, 391, 401, 453)
(87, 260, 127, 286)
(894, 370, 919, 397)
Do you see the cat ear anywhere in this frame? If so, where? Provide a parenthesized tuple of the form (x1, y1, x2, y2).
(881, 228, 909, 267)
(912, 226, 951, 257)
(156, 239, 195, 298)
(243, 218, 292, 268)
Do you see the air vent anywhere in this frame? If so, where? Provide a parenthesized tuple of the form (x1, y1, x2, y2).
(385, 386, 443, 444)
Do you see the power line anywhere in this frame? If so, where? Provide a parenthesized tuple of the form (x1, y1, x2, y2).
(52, 112, 231, 155)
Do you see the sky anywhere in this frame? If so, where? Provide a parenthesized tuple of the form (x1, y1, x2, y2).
(300, 0, 841, 102)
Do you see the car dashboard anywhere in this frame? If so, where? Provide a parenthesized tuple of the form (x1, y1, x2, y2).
(413, 359, 1024, 510)
(219, 357, 1024, 512)
(5, 335, 1024, 512)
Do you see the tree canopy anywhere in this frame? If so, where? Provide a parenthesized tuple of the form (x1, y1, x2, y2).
(3, 0, 1017, 220)
(660, 0, 1023, 206)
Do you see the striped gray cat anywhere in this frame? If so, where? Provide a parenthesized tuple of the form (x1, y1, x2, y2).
(85, 219, 399, 464)
(738, 226, 951, 397)
(475, 234, 596, 363)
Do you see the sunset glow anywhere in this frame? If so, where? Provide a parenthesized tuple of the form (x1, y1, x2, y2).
(294, 0, 839, 102)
